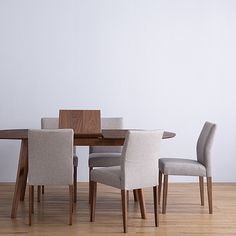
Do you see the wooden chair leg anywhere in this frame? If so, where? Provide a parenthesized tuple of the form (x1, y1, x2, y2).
(133, 190, 138, 202)
(153, 186, 159, 227)
(69, 185, 73, 225)
(73, 166, 77, 203)
(199, 176, 204, 206)
(29, 185, 33, 226)
(90, 181, 97, 222)
(158, 170, 162, 205)
(121, 190, 128, 233)
(89, 167, 93, 204)
(207, 177, 213, 214)
(42, 185, 44, 195)
(32, 186, 34, 214)
(137, 189, 147, 219)
(162, 175, 168, 214)
(37, 186, 41, 202)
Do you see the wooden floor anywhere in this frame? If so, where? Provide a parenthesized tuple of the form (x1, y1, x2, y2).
(0, 182, 236, 235)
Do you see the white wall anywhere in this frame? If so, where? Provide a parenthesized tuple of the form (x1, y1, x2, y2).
(0, 0, 236, 182)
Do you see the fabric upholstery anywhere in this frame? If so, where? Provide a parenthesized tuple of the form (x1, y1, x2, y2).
(89, 153, 121, 167)
(41, 117, 77, 165)
(91, 130, 163, 190)
(159, 121, 216, 177)
(91, 166, 122, 189)
(89, 117, 123, 154)
(28, 129, 73, 185)
(159, 158, 206, 176)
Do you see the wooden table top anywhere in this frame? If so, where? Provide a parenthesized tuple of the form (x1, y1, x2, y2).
(0, 129, 175, 140)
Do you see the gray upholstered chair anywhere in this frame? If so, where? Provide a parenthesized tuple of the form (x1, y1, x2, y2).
(28, 129, 74, 225)
(88, 117, 124, 202)
(90, 130, 163, 233)
(158, 121, 216, 214)
(40, 118, 78, 203)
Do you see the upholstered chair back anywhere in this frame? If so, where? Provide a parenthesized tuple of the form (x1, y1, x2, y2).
(28, 129, 73, 185)
(89, 117, 123, 154)
(197, 122, 216, 177)
(41, 117, 59, 129)
(41, 117, 76, 154)
(121, 130, 163, 190)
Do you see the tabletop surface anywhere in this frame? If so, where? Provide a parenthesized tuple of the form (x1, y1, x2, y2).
(0, 129, 176, 140)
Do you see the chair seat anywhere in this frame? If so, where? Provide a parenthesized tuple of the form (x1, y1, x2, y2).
(89, 153, 121, 167)
(73, 155, 78, 167)
(159, 158, 206, 176)
(91, 166, 121, 189)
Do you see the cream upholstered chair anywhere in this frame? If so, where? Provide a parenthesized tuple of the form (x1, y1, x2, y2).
(90, 130, 163, 233)
(40, 118, 78, 203)
(88, 117, 124, 201)
(159, 122, 216, 214)
(28, 129, 74, 225)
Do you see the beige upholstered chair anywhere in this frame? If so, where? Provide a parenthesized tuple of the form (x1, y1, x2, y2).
(28, 129, 74, 225)
(90, 130, 163, 233)
(158, 122, 216, 214)
(40, 118, 78, 203)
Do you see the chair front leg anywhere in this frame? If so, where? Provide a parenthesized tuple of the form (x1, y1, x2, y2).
(158, 170, 162, 205)
(121, 190, 128, 233)
(162, 175, 168, 214)
(199, 176, 204, 206)
(137, 189, 147, 219)
(207, 177, 213, 214)
(37, 186, 41, 202)
(73, 166, 77, 203)
(29, 185, 34, 226)
(89, 167, 93, 204)
(153, 186, 159, 227)
(90, 181, 97, 222)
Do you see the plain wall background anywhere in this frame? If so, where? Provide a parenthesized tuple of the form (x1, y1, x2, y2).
(0, 0, 235, 182)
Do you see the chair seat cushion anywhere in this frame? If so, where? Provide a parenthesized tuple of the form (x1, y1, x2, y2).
(73, 155, 78, 167)
(89, 153, 121, 167)
(159, 158, 206, 176)
(91, 166, 121, 189)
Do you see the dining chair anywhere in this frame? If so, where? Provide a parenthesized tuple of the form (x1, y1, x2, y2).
(88, 117, 123, 201)
(158, 121, 216, 214)
(59, 110, 102, 202)
(28, 129, 74, 225)
(40, 117, 78, 203)
(90, 130, 163, 233)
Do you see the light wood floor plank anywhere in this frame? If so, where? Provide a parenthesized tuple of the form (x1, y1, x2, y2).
(0, 183, 236, 235)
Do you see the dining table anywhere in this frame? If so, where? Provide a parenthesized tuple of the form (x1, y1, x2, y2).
(0, 129, 176, 218)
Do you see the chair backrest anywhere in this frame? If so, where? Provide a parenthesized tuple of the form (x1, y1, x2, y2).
(41, 117, 59, 129)
(120, 130, 163, 190)
(28, 129, 73, 185)
(41, 117, 76, 155)
(59, 110, 101, 136)
(89, 117, 123, 154)
(197, 121, 216, 177)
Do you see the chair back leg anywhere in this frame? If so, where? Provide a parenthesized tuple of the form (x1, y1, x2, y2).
(199, 176, 204, 206)
(121, 190, 128, 233)
(69, 185, 73, 225)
